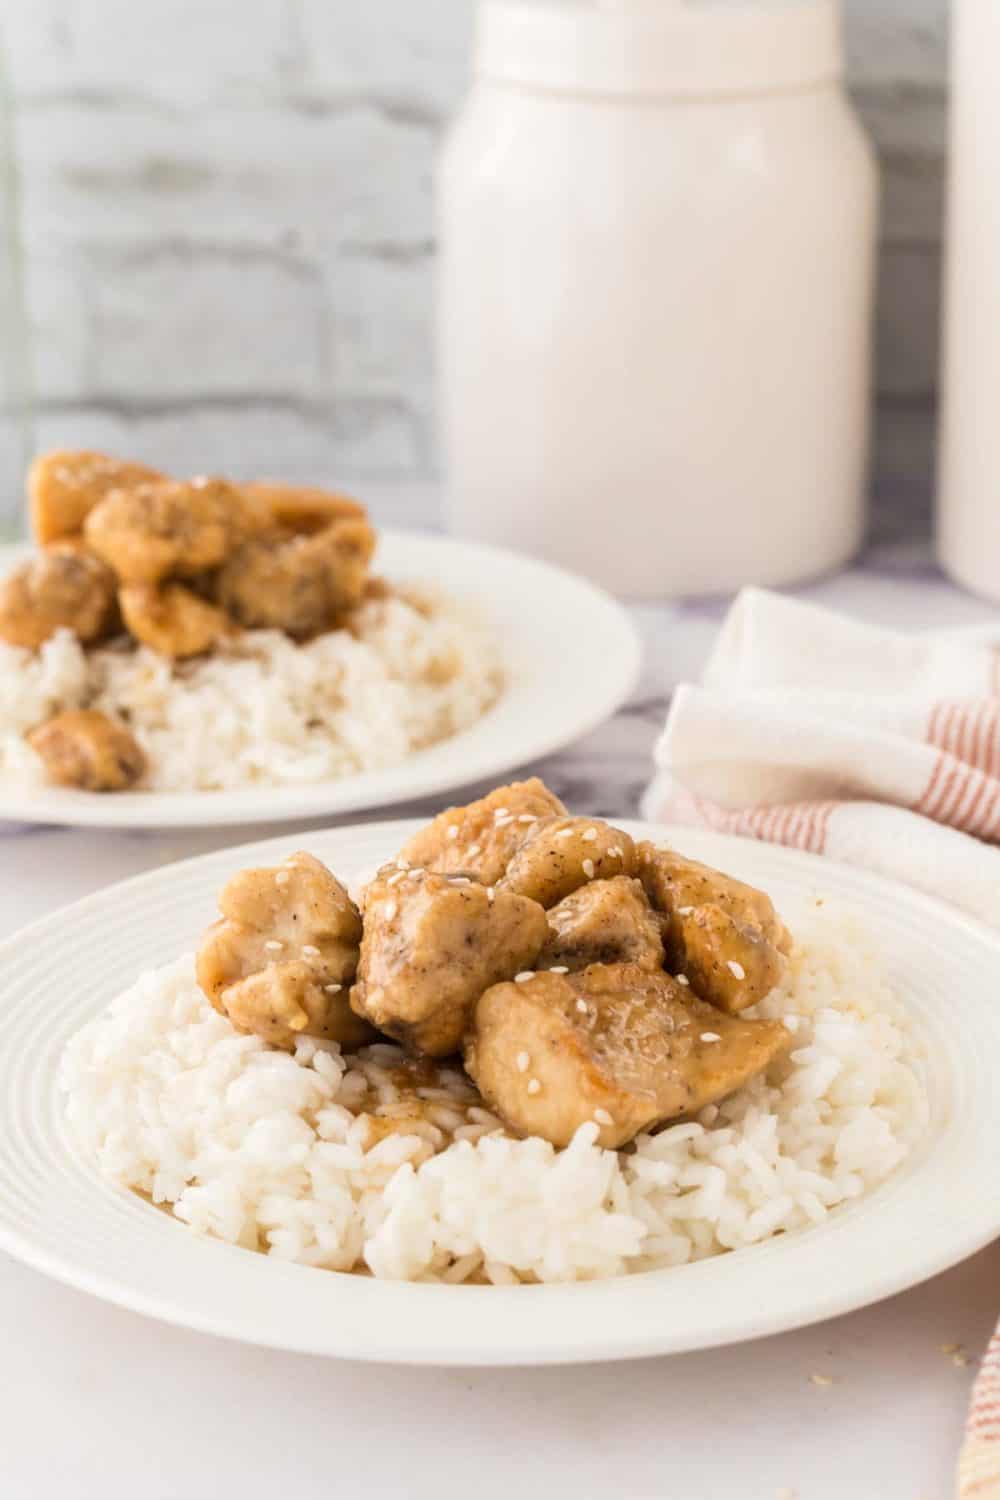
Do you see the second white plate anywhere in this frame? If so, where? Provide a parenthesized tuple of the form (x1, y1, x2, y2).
(0, 530, 640, 828)
(0, 821, 997, 1365)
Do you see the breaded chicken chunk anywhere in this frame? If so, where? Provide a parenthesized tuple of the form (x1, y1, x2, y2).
(241, 481, 367, 535)
(85, 476, 253, 584)
(0, 543, 117, 648)
(465, 963, 790, 1149)
(500, 816, 635, 909)
(397, 778, 567, 887)
(197, 851, 372, 1050)
(350, 865, 548, 1058)
(119, 582, 231, 658)
(215, 516, 376, 637)
(27, 708, 145, 791)
(28, 450, 164, 545)
(637, 844, 791, 1014)
(539, 877, 663, 973)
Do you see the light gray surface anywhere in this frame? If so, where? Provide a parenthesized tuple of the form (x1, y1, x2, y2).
(0, 523, 995, 1499)
(1, 0, 946, 524)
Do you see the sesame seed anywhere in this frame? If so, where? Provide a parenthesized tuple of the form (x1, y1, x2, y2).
(395, 858, 410, 871)
(447, 826, 460, 841)
(383, 901, 397, 921)
(514, 971, 535, 984)
(727, 960, 746, 980)
(486, 886, 496, 903)
(264, 940, 283, 952)
(517, 814, 537, 824)
(576, 999, 588, 1014)
(494, 815, 514, 828)
(302, 944, 321, 958)
(275, 871, 290, 887)
(449, 876, 471, 886)
(809, 1373, 834, 1387)
(582, 828, 598, 842)
(387, 871, 405, 887)
(783, 1014, 799, 1032)
(516, 1051, 530, 1073)
(678, 906, 694, 916)
(408, 869, 423, 880)
(582, 859, 595, 879)
(493, 807, 510, 819)
(527, 1078, 541, 1095)
(593, 1108, 613, 1126)
(467, 843, 482, 857)
(548, 966, 569, 974)
(608, 846, 623, 858)
(675, 974, 690, 987)
(325, 983, 343, 994)
(701, 1032, 721, 1043)
(554, 828, 574, 840)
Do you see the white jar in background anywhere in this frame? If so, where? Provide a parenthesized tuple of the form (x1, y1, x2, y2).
(939, 1, 1000, 601)
(436, 0, 878, 598)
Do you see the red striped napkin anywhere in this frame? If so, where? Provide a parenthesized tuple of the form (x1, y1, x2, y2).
(640, 588, 1000, 1495)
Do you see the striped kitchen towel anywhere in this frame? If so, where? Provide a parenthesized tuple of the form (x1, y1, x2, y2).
(640, 587, 1000, 1496)
(642, 588, 1000, 930)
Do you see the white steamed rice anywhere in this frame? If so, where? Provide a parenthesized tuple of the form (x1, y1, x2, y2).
(59, 907, 929, 1284)
(0, 586, 501, 792)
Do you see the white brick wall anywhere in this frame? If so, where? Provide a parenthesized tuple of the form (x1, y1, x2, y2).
(1, 0, 946, 530)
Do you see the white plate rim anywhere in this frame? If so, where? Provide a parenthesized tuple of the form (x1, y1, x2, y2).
(0, 531, 640, 828)
(0, 820, 997, 1366)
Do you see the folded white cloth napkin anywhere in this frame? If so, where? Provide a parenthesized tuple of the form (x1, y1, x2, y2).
(642, 587, 1000, 930)
(642, 587, 1000, 1497)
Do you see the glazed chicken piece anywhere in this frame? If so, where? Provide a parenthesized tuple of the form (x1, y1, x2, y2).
(397, 778, 568, 887)
(0, 542, 118, 649)
(500, 816, 636, 909)
(539, 877, 664, 973)
(84, 476, 254, 584)
(464, 963, 790, 1149)
(350, 865, 549, 1058)
(119, 582, 231, 659)
(28, 450, 164, 545)
(197, 851, 373, 1051)
(637, 844, 792, 1014)
(241, 481, 367, 535)
(27, 708, 145, 791)
(215, 516, 376, 637)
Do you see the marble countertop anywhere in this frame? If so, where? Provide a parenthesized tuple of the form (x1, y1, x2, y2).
(1, 529, 997, 1500)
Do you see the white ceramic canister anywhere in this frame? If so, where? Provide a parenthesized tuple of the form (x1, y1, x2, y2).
(939, 1, 1000, 600)
(437, 0, 878, 597)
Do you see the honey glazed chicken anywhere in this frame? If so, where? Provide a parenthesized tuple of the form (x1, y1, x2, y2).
(197, 779, 793, 1152)
(0, 450, 378, 791)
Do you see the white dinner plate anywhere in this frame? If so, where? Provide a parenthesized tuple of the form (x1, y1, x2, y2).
(0, 820, 997, 1366)
(0, 531, 639, 828)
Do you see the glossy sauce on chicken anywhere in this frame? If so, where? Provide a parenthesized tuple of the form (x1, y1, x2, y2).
(195, 780, 795, 1155)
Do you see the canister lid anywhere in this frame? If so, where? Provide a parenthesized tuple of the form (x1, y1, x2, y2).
(476, 0, 843, 97)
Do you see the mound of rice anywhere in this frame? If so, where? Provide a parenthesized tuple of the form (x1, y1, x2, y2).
(59, 908, 928, 1284)
(0, 587, 501, 792)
